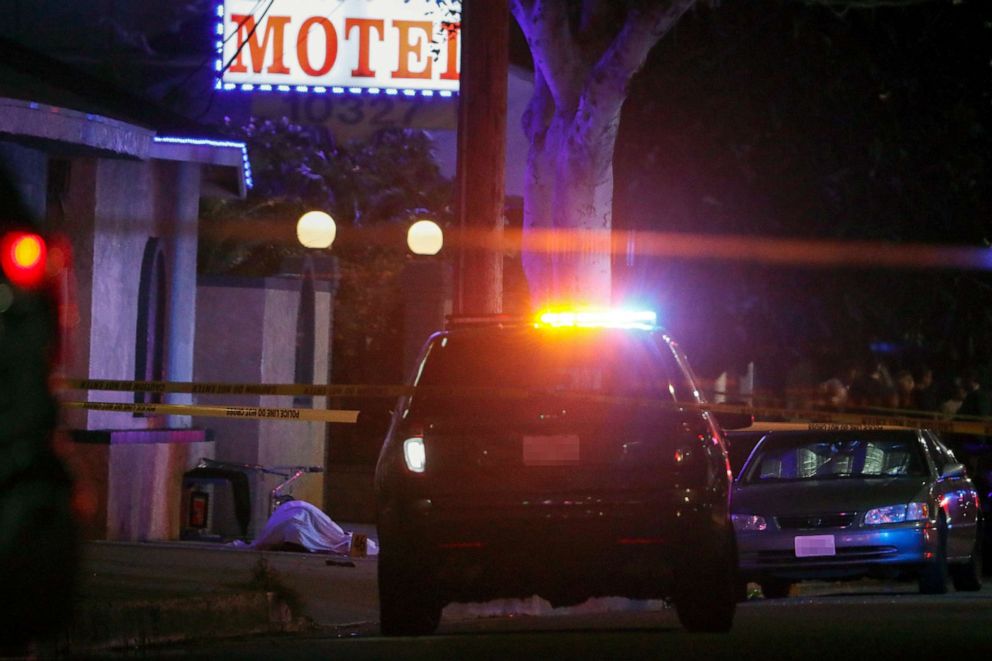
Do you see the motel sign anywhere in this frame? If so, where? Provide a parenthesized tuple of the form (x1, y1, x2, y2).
(219, 0, 461, 94)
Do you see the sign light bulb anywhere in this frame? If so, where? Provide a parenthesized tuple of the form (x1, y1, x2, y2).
(1, 232, 47, 289)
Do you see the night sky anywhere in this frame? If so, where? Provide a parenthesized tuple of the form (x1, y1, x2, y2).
(3, 0, 990, 385)
(613, 0, 991, 382)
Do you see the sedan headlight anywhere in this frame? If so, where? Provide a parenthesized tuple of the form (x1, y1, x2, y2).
(732, 514, 767, 532)
(863, 502, 929, 525)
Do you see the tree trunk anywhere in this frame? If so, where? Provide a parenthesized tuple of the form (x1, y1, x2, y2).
(553, 110, 619, 304)
(520, 70, 558, 305)
(512, 0, 697, 308)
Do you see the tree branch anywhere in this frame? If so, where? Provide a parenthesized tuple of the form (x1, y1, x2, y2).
(573, 0, 697, 145)
(510, 0, 583, 111)
(577, 0, 625, 60)
(596, 0, 697, 90)
(522, 66, 554, 144)
(802, 0, 943, 18)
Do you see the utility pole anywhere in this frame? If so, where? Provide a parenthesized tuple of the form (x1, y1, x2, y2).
(454, 0, 508, 314)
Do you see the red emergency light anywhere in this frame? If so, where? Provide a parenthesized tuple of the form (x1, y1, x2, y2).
(1, 231, 48, 289)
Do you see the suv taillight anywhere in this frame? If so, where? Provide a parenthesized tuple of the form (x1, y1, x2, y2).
(403, 432, 427, 473)
(1, 231, 47, 289)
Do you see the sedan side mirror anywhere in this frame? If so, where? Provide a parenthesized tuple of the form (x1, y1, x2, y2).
(940, 462, 966, 479)
(714, 411, 754, 431)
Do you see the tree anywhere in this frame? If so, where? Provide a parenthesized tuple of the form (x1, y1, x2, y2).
(506, 0, 946, 306)
(199, 118, 453, 386)
(510, 0, 699, 305)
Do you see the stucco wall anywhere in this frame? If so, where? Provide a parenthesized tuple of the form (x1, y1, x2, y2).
(193, 279, 265, 466)
(56, 158, 97, 431)
(159, 160, 202, 422)
(74, 156, 207, 540)
(87, 158, 153, 423)
(195, 274, 333, 537)
(1, 136, 247, 541)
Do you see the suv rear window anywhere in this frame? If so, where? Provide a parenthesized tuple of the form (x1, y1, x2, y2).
(412, 328, 695, 404)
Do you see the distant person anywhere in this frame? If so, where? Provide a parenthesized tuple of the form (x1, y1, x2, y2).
(817, 361, 860, 408)
(848, 357, 896, 409)
(912, 366, 938, 412)
(893, 370, 915, 410)
(940, 378, 967, 417)
(957, 368, 992, 418)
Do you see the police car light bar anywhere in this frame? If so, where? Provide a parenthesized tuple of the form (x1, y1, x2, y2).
(534, 308, 658, 330)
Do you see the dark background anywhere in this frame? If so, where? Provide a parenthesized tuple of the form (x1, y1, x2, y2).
(614, 0, 991, 388)
(3, 0, 989, 392)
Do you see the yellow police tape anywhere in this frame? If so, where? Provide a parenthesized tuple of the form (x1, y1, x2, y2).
(62, 401, 359, 423)
(695, 402, 992, 438)
(58, 378, 409, 399)
(57, 378, 992, 437)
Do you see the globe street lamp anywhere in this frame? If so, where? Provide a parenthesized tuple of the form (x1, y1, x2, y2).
(407, 220, 443, 256)
(296, 210, 336, 249)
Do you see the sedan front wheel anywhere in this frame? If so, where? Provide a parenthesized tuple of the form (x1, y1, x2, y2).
(918, 515, 949, 595)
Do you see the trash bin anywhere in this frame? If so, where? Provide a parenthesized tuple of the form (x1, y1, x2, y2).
(180, 467, 251, 541)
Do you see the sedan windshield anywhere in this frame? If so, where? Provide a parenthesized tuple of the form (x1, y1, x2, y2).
(741, 432, 929, 484)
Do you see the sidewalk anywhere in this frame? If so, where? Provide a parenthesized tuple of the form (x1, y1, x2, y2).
(40, 524, 911, 655)
(45, 523, 379, 656)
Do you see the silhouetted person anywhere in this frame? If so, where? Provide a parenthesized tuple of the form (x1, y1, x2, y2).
(912, 366, 938, 412)
(957, 368, 992, 419)
(894, 370, 915, 410)
(0, 168, 78, 652)
(848, 357, 896, 409)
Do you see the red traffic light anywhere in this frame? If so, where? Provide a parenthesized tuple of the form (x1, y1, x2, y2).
(1, 231, 48, 289)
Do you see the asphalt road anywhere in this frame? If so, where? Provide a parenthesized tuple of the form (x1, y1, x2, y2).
(115, 584, 992, 661)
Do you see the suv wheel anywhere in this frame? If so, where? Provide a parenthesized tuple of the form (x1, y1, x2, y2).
(378, 542, 442, 636)
(672, 530, 737, 632)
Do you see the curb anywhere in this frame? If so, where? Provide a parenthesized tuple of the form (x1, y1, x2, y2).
(46, 590, 301, 655)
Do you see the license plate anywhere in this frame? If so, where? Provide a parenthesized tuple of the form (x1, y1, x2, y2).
(523, 434, 580, 466)
(794, 535, 836, 557)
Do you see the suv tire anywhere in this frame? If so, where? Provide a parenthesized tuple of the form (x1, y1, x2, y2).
(378, 542, 442, 636)
(673, 530, 737, 633)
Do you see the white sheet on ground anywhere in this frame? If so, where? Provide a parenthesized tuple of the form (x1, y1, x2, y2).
(232, 500, 378, 555)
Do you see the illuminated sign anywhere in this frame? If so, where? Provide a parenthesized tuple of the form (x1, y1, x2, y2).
(217, 0, 461, 96)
